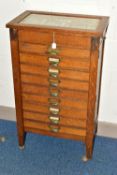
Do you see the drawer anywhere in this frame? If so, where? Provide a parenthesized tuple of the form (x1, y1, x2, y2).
(21, 73, 89, 91)
(23, 111, 86, 129)
(20, 53, 90, 73)
(18, 30, 91, 49)
(19, 43, 90, 59)
(22, 93, 87, 110)
(24, 119, 86, 137)
(22, 102, 87, 119)
(20, 61, 90, 78)
(22, 84, 88, 101)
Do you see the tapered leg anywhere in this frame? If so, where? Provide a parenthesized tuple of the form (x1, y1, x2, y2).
(82, 135, 94, 162)
(86, 138, 94, 160)
(85, 135, 94, 160)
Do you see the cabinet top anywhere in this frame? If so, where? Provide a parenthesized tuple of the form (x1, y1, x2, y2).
(6, 10, 109, 37)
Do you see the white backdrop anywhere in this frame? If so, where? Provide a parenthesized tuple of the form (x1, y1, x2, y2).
(0, 0, 117, 123)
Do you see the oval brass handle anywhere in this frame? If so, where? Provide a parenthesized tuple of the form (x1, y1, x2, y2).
(50, 92, 59, 97)
(48, 68, 59, 80)
(49, 76, 60, 88)
(48, 57, 60, 63)
(49, 88, 59, 97)
(49, 116, 60, 124)
(50, 73, 58, 78)
(48, 48, 59, 56)
(48, 68, 59, 74)
(49, 82, 58, 87)
(49, 125, 60, 132)
(50, 62, 58, 67)
(48, 98, 59, 106)
(49, 107, 59, 115)
(49, 101, 59, 106)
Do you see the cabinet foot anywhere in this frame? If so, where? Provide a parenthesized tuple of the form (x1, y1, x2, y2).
(19, 145, 25, 150)
(0, 136, 6, 142)
(18, 132, 26, 149)
(82, 155, 89, 162)
(85, 136, 94, 160)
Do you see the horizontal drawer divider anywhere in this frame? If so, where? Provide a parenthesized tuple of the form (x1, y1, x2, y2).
(23, 111, 86, 128)
(24, 120, 86, 137)
(23, 99, 87, 110)
(20, 52, 90, 66)
(21, 72, 47, 78)
(21, 84, 88, 101)
(23, 110, 86, 121)
(21, 74, 89, 91)
(21, 82, 89, 93)
(21, 72, 89, 83)
(25, 127, 85, 142)
(23, 118, 86, 130)
(23, 110, 48, 116)
(19, 50, 90, 60)
(19, 37, 91, 49)
(23, 109, 87, 120)
(19, 41, 90, 51)
(22, 87, 48, 96)
(20, 62, 89, 73)
(20, 50, 89, 59)
(22, 100, 87, 110)
(20, 41, 90, 50)
(25, 126, 86, 138)
(18, 30, 91, 50)
(22, 92, 88, 102)
(20, 52, 90, 62)
(22, 82, 48, 88)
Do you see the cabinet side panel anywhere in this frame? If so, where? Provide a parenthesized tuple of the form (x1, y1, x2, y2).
(86, 37, 100, 159)
(95, 38, 105, 118)
(9, 29, 25, 146)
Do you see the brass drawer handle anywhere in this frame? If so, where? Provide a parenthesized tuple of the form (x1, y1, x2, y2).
(49, 72, 58, 78)
(48, 57, 60, 63)
(49, 101, 59, 106)
(48, 68, 59, 74)
(48, 68, 59, 78)
(50, 62, 58, 67)
(49, 88, 59, 97)
(50, 92, 59, 97)
(48, 98, 59, 106)
(49, 82, 59, 87)
(49, 116, 60, 124)
(49, 79, 60, 87)
(49, 107, 59, 115)
(48, 57, 60, 66)
(49, 125, 60, 132)
(48, 48, 59, 55)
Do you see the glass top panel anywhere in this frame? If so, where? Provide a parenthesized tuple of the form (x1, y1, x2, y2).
(20, 14, 100, 30)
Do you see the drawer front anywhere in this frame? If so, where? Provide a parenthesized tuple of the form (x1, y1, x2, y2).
(24, 119, 86, 137)
(20, 53, 90, 72)
(19, 43, 90, 60)
(22, 84, 88, 101)
(23, 111, 86, 129)
(20, 61, 89, 80)
(18, 30, 91, 49)
(19, 30, 91, 135)
(22, 93, 87, 110)
(22, 102, 87, 119)
(21, 73, 89, 91)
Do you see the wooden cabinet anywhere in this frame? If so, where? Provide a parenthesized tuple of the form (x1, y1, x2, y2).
(6, 11, 109, 160)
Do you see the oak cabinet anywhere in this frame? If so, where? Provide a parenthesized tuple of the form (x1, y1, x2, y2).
(6, 11, 109, 160)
